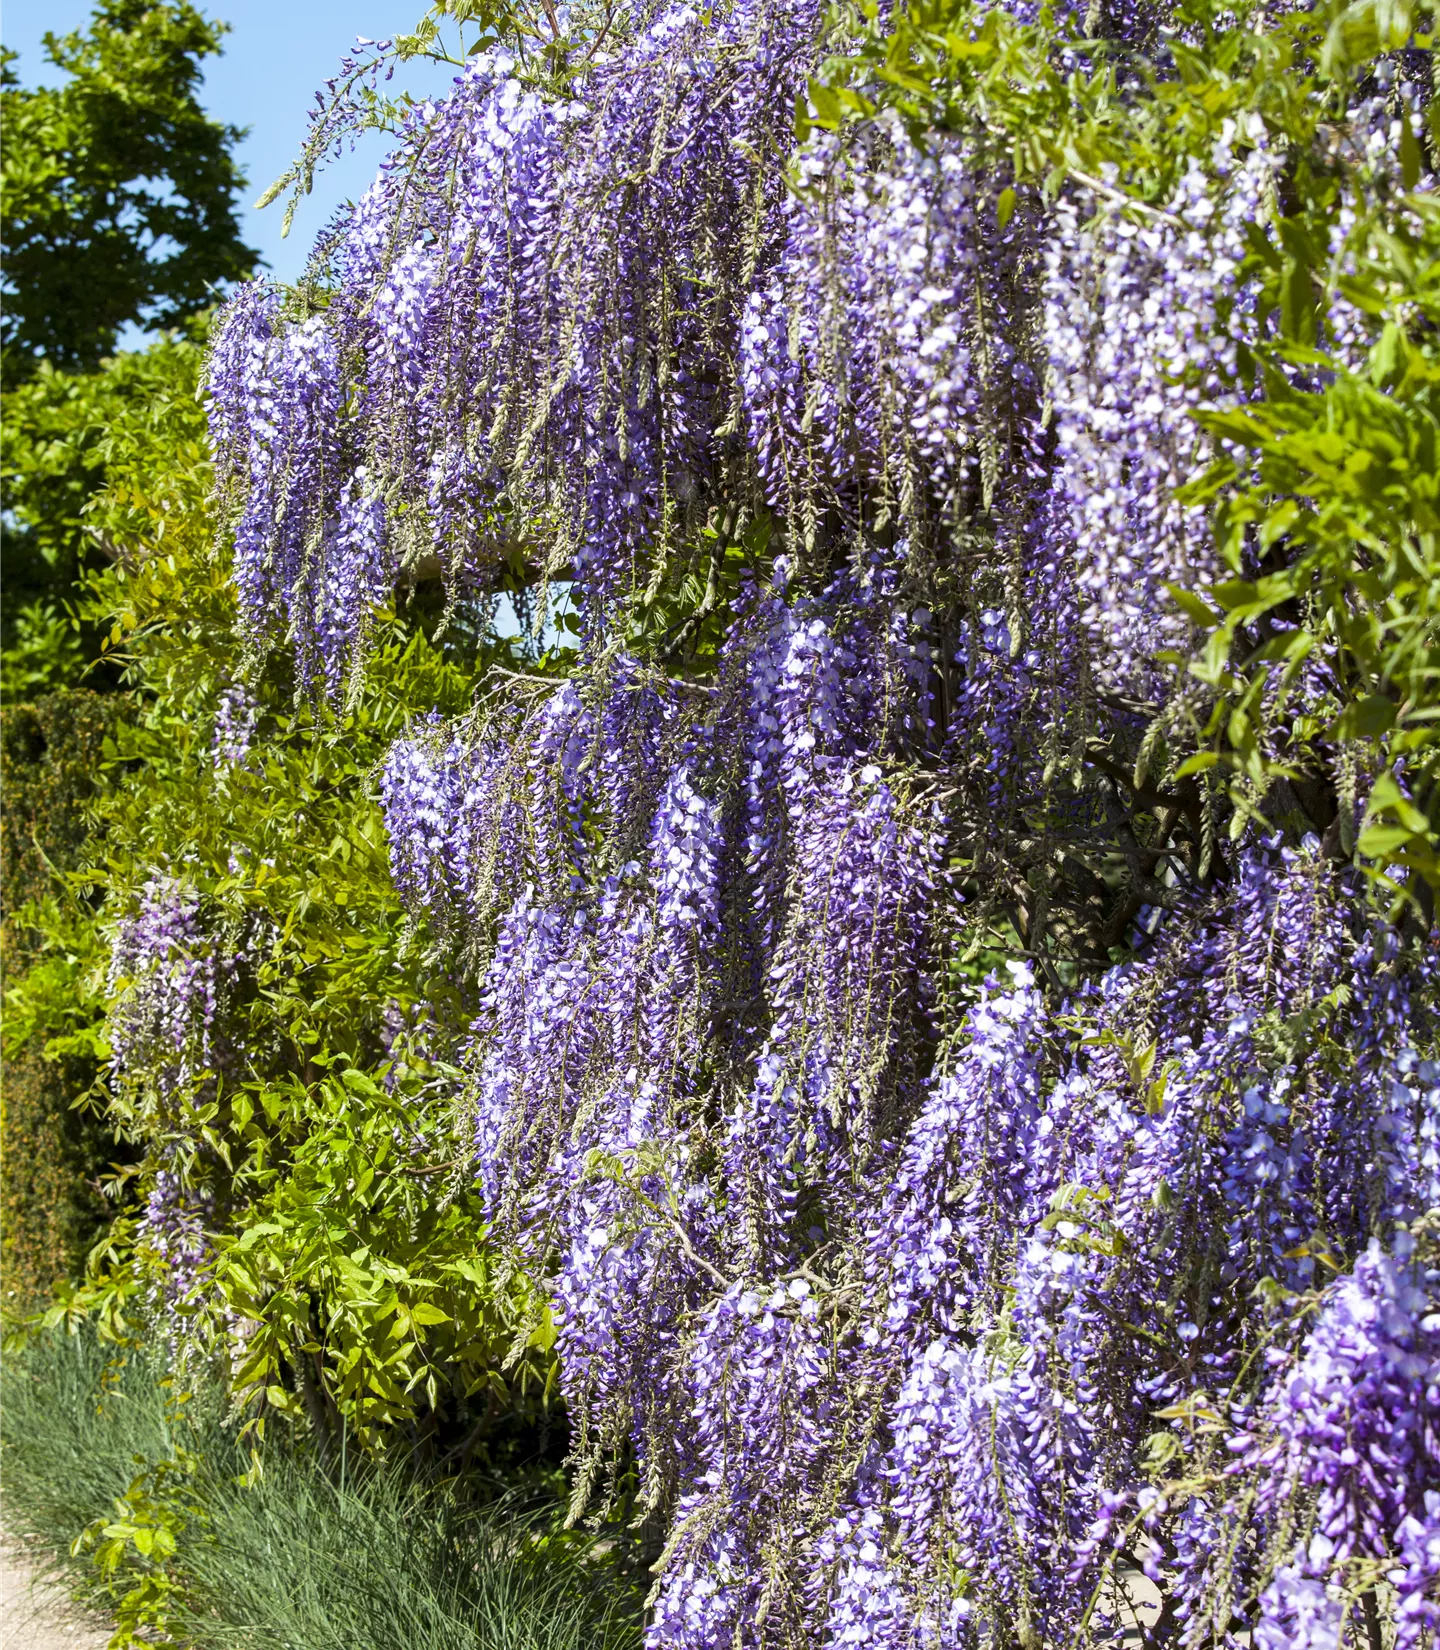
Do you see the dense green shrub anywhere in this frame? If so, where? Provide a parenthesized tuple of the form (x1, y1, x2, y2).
(1, 691, 119, 931)
(2, 326, 555, 1459)
(1, 691, 129, 1309)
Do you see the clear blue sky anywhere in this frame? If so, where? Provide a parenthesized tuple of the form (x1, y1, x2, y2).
(3, 0, 459, 288)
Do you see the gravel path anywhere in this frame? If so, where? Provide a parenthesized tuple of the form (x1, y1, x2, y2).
(0, 1541, 110, 1650)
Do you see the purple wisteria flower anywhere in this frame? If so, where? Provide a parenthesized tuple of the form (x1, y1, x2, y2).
(201, 3, 1440, 1643)
(107, 874, 227, 1100)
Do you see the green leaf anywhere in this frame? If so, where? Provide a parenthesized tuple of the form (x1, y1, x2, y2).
(1332, 694, 1396, 738)
(1400, 116, 1422, 190)
(1358, 823, 1418, 857)
(807, 79, 842, 130)
(1366, 771, 1431, 833)
(1164, 584, 1221, 627)
(1280, 257, 1317, 346)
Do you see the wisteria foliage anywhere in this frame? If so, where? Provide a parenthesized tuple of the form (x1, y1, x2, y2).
(194, 0, 1440, 1645)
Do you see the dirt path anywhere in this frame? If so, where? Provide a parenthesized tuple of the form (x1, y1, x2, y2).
(0, 1541, 110, 1650)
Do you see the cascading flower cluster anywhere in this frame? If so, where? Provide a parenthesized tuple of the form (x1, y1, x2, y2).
(212, 684, 259, 768)
(109, 877, 236, 1319)
(137, 1168, 214, 1316)
(380, 652, 1440, 1648)
(1043, 135, 1273, 693)
(1247, 1237, 1440, 1650)
(207, 0, 822, 685)
(740, 115, 1014, 538)
(206, 0, 1440, 1642)
(107, 873, 226, 1101)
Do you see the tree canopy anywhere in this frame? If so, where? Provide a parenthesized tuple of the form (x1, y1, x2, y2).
(0, 0, 256, 383)
(0, 2, 258, 686)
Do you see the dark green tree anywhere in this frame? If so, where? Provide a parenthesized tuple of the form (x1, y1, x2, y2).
(0, 1, 258, 383)
(1, 3, 259, 683)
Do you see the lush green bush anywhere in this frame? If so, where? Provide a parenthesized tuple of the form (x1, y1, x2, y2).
(0, 1326, 644, 1650)
(2, 324, 555, 1462)
(0, 340, 205, 684)
(1, 690, 131, 1309)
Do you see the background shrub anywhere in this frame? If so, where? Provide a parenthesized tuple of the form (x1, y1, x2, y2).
(1, 691, 129, 1310)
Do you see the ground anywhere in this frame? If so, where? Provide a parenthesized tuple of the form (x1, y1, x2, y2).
(0, 1540, 109, 1650)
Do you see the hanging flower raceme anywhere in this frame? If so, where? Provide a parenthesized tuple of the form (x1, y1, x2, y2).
(1042, 139, 1275, 696)
(207, 0, 824, 689)
(212, 684, 260, 769)
(107, 874, 229, 1102)
(1247, 1237, 1440, 1650)
(137, 1167, 214, 1318)
(740, 114, 1031, 546)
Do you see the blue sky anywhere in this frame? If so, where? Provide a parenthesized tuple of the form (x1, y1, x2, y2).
(4, 0, 459, 287)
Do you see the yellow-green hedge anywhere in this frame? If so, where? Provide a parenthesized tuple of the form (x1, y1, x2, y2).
(2, 691, 127, 1311)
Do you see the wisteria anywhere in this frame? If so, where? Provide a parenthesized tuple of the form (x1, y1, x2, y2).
(201, 0, 1440, 1644)
(107, 873, 227, 1102)
(137, 1167, 214, 1317)
(107, 876, 238, 1330)
(740, 117, 1008, 540)
(1042, 137, 1272, 694)
(212, 684, 259, 768)
(375, 670, 1440, 1648)
(207, 0, 823, 674)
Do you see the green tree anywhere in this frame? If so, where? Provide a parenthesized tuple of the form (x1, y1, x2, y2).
(1, 1, 259, 680)
(0, 335, 209, 690)
(0, 1, 257, 384)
